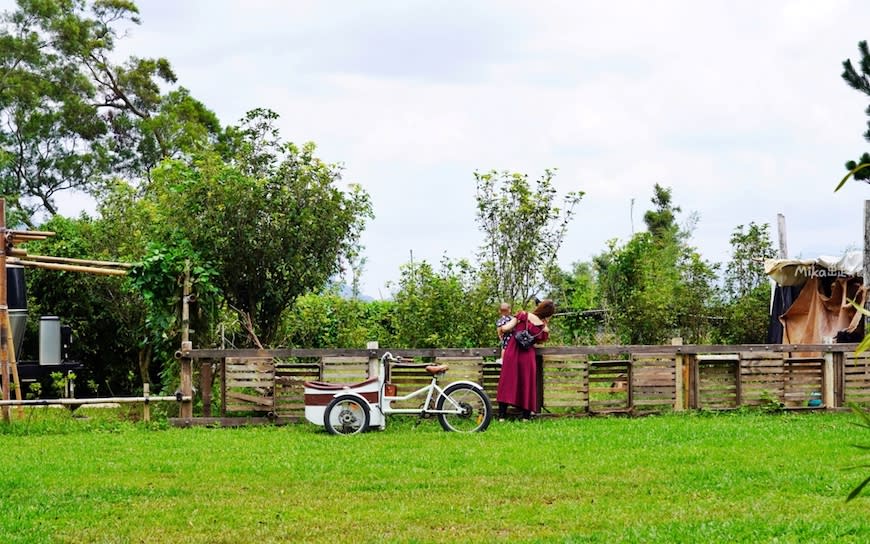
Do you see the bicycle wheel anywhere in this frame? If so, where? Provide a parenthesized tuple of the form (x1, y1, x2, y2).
(324, 395, 370, 435)
(436, 383, 492, 433)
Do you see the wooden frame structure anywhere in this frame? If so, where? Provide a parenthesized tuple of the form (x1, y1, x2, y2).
(0, 198, 168, 422)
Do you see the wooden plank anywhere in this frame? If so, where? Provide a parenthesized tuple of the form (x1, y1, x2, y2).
(226, 391, 274, 406)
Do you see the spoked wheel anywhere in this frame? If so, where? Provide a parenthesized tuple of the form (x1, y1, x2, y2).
(324, 395, 370, 435)
(436, 383, 492, 433)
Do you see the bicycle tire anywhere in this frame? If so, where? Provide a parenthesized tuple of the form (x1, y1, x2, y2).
(436, 383, 492, 433)
(324, 394, 370, 435)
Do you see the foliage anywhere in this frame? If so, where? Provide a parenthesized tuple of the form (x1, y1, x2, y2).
(717, 222, 776, 344)
(596, 185, 719, 344)
(841, 41, 870, 186)
(474, 168, 583, 306)
(390, 258, 493, 349)
(0, 0, 219, 224)
(847, 403, 870, 502)
(128, 242, 220, 389)
(147, 109, 373, 347)
(543, 261, 600, 344)
(21, 214, 144, 394)
(0, 411, 868, 542)
(278, 293, 396, 349)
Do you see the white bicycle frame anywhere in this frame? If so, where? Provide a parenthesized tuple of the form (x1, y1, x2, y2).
(303, 352, 486, 430)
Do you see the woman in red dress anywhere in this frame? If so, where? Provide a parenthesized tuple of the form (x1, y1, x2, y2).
(496, 299, 555, 420)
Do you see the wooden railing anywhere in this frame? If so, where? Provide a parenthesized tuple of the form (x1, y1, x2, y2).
(176, 344, 870, 423)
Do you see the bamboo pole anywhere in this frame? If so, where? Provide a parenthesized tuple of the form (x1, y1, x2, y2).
(179, 261, 193, 419)
(0, 199, 8, 422)
(143, 383, 150, 422)
(4, 312, 23, 417)
(15, 254, 133, 268)
(10, 259, 127, 276)
(7, 230, 55, 237)
(0, 395, 192, 407)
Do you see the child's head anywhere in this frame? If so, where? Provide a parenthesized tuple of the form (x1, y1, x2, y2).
(499, 302, 511, 315)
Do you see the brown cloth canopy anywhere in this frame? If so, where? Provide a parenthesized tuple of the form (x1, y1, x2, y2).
(781, 276, 866, 344)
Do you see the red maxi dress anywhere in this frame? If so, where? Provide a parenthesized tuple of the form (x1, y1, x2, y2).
(496, 311, 548, 413)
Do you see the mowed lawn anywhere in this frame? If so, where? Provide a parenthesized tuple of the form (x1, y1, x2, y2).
(0, 408, 868, 543)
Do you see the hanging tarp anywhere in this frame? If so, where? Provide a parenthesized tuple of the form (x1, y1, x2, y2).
(764, 252, 863, 287)
(780, 276, 865, 344)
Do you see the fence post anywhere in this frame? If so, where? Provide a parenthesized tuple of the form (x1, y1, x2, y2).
(823, 345, 835, 409)
(672, 338, 684, 411)
(201, 361, 213, 417)
(143, 383, 150, 422)
(179, 341, 193, 419)
(367, 341, 379, 378)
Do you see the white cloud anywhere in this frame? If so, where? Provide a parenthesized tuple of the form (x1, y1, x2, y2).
(8, 0, 870, 298)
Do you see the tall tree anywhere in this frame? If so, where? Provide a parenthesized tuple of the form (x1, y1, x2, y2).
(717, 222, 776, 344)
(0, 0, 219, 225)
(148, 110, 373, 346)
(841, 40, 870, 183)
(596, 185, 718, 344)
(390, 258, 491, 349)
(474, 169, 583, 306)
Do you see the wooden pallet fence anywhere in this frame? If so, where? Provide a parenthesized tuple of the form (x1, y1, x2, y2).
(190, 344, 870, 422)
(587, 358, 631, 413)
(782, 357, 824, 407)
(739, 352, 785, 406)
(482, 360, 502, 400)
(845, 352, 870, 405)
(696, 355, 740, 410)
(320, 356, 369, 383)
(273, 361, 320, 417)
(222, 357, 275, 414)
(541, 354, 588, 412)
(631, 354, 676, 412)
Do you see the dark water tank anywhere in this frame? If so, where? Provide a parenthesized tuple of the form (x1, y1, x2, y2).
(7, 265, 27, 358)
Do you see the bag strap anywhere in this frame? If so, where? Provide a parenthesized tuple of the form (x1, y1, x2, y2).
(523, 312, 543, 339)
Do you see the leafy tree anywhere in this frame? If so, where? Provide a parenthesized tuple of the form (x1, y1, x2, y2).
(21, 214, 145, 395)
(279, 293, 396, 349)
(390, 258, 492, 349)
(723, 222, 776, 300)
(0, 0, 219, 225)
(543, 262, 600, 345)
(841, 40, 870, 184)
(474, 169, 583, 306)
(147, 110, 372, 346)
(596, 185, 718, 344)
(643, 184, 681, 239)
(716, 223, 776, 344)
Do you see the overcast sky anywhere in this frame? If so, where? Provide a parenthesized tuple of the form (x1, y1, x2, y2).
(44, 0, 870, 297)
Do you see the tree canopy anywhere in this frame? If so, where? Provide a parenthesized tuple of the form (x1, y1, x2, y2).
(0, 0, 219, 226)
(474, 169, 583, 306)
(841, 40, 870, 183)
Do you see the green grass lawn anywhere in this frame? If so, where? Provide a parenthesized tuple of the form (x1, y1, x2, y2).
(0, 408, 868, 543)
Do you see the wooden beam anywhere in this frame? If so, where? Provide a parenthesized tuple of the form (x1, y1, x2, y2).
(16, 254, 133, 268)
(11, 258, 127, 276)
(777, 213, 788, 259)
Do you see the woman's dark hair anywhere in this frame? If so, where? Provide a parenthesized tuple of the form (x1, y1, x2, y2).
(532, 299, 555, 320)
